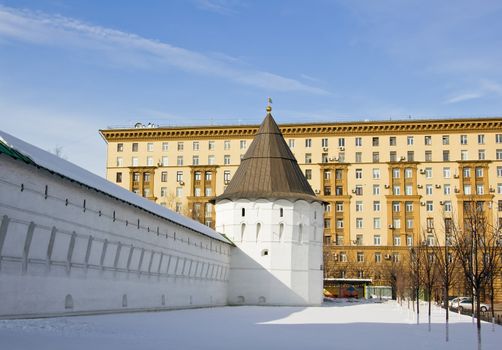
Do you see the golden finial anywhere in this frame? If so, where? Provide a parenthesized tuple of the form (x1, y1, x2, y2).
(266, 97, 272, 113)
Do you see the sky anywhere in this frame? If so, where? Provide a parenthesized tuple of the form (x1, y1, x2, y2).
(1, 0, 502, 175)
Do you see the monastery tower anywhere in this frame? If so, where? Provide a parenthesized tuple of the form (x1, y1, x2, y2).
(215, 107, 324, 305)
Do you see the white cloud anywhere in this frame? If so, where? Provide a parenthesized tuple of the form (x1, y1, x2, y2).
(444, 79, 502, 104)
(0, 5, 327, 95)
(445, 93, 483, 104)
(194, 0, 241, 15)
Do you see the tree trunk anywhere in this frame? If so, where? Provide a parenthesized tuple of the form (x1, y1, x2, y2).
(476, 289, 481, 331)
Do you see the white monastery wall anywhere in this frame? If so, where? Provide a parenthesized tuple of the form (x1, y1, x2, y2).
(215, 199, 323, 306)
(0, 156, 230, 318)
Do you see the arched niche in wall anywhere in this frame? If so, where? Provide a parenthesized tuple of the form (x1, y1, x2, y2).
(241, 223, 246, 242)
(279, 223, 284, 241)
(256, 222, 261, 241)
(298, 223, 303, 242)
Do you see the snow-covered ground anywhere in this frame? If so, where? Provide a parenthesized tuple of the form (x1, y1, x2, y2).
(0, 300, 500, 350)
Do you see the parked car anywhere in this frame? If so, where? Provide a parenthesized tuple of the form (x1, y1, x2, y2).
(457, 298, 490, 312)
(449, 296, 468, 308)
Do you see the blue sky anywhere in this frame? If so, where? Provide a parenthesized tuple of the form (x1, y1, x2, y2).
(1, 0, 502, 175)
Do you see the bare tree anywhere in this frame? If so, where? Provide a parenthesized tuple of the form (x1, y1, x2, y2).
(451, 199, 501, 331)
(420, 230, 439, 328)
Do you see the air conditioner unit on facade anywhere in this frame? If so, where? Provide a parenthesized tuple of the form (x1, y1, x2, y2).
(339, 146, 345, 151)
(388, 225, 394, 229)
(323, 147, 329, 152)
(435, 184, 441, 189)
(419, 169, 426, 174)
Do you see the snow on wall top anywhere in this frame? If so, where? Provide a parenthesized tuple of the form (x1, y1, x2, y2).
(0, 130, 230, 244)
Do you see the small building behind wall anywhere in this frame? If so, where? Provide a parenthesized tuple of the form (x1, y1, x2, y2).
(0, 131, 232, 318)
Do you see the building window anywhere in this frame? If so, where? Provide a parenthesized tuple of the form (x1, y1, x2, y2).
(335, 186, 343, 195)
(389, 151, 397, 162)
(224, 170, 231, 183)
(175, 187, 182, 197)
(497, 183, 502, 194)
(288, 139, 295, 148)
(463, 167, 471, 178)
(176, 171, 183, 182)
(192, 155, 199, 165)
(177, 156, 183, 166)
(442, 150, 450, 161)
(305, 139, 312, 147)
(356, 201, 363, 211)
(372, 168, 380, 179)
(160, 187, 167, 197)
(162, 142, 169, 151)
(194, 171, 202, 181)
(356, 218, 363, 229)
(373, 218, 381, 229)
(444, 184, 451, 195)
(461, 150, 468, 160)
(426, 184, 433, 195)
(405, 202, 413, 212)
(208, 155, 215, 165)
(424, 135, 432, 145)
(355, 185, 363, 195)
(425, 168, 432, 178)
(224, 155, 231, 165)
(177, 142, 184, 151)
(192, 141, 199, 151)
(357, 252, 364, 262)
(116, 172, 122, 183)
(147, 143, 154, 152)
(478, 134, 485, 144)
(241, 208, 245, 217)
(373, 185, 380, 195)
(498, 200, 502, 211)
(208, 141, 215, 151)
(372, 137, 379, 147)
(321, 138, 329, 147)
(117, 143, 123, 152)
(373, 152, 380, 163)
(497, 149, 502, 160)
(339, 252, 347, 262)
(132, 143, 138, 152)
(355, 169, 362, 179)
(405, 185, 412, 195)
(305, 169, 312, 180)
(374, 235, 381, 245)
(373, 201, 380, 211)
(443, 167, 450, 178)
(476, 184, 484, 195)
(355, 137, 362, 146)
(393, 186, 400, 195)
(392, 168, 400, 178)
(355, 152, 362, 163)
(131, 157, 139, 166)
(407, 136, 414, 145)
(444, 201, 452, 212)
(478, 149, 485, 160)
(425, 150, 432, 162)
(475, 167, 483, 178)
(336, 219, 343, 228)
(338, 138, 345, 147)
(389, 136, 397, 146)
(404, 168, 412, 178)
(407, 151, 414, 161)
(279, 208, 284, 217)
(305, 153, 312, 164)
(426, 201, 433, 211)
(205, 171, 212, 181)
(393, 236, 401, 246)
(442, 135, 449, 145)
(406, 219, 414, 229)
(223, 140, 231, 150)
(161, 171, 167, 182)
(392, 202, 400, 212)
(496, 134, 502, 143)
(498, 166, 502, 177)
(336, 202, 344, 212)
(324, 186, 331, 196)
(205, 187, 212, 197)
(116, 157, 123, 167)
(375, 252, 382, 263)
(460, 135, 468, 145)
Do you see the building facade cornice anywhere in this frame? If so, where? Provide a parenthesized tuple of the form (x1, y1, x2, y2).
(100, 117, 502, 142)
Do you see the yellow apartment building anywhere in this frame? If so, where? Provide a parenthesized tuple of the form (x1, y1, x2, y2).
(100, 116, 502, 298)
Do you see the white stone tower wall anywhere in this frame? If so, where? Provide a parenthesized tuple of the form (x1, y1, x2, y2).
(216, 198, 323, 306)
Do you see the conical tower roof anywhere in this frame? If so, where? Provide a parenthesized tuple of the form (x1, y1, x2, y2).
(215, 110, 320, 203)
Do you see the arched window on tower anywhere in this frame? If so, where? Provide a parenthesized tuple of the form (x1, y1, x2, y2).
(241, 223, 246, 242)
(299, 224, 303, 242)
(241, 208, 246, 217)
(256, 223, 261, 241)
(280, 208, 284, 217)
(279, 223, 284, 241)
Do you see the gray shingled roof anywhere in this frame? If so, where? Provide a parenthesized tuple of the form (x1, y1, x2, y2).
(215, 112, 321, 203)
